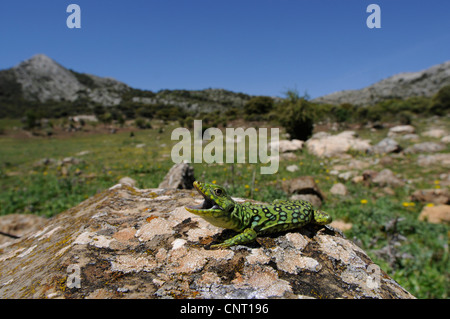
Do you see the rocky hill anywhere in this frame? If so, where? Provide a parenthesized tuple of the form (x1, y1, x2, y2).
(313, 61, 450, 106)
(10, 54, 129, 106)
(0, 54, 252, 117)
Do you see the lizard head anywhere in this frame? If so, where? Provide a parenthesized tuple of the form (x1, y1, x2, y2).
(185, 181, 235, 214)
(185, 181, 241, 229)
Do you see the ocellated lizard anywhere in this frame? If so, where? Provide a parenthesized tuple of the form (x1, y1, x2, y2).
(185, 181, 332, 248)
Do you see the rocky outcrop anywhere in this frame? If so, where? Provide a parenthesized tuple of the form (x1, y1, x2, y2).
(135, 88, 251, 113)
(12, 54, 129, 105)
(313, 61, 450, 106)
(0, 184, 414, 299)
(158, 163, 195, 189)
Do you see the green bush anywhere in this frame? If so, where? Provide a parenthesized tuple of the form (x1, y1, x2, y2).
(244, 96, 274, 115)
(24, 110, 39, 130)
(334, 103, 355, 123)
(135, 117, 152, 129)
(429, 85, 450, 116)
(398, 110, 413, 125)
(136, 105, 155, 119)
(277, 90, 314, 140)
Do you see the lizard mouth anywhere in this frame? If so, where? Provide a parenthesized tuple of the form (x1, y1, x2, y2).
(185, 181, 221, 212)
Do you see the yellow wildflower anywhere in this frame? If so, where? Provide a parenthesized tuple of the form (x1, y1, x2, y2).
(360, 199, 368, 204)
(402, 202, 416, 207)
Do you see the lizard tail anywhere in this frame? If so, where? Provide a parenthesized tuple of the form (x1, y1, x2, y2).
(312, 209, 332, 225)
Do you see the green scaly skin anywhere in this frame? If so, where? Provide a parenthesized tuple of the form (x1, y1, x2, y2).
(185, 181, 332, 248)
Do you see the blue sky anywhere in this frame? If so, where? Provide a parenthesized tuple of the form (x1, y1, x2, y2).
(0, 0, 449, 98)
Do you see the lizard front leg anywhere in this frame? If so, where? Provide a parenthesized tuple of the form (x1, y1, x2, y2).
(211, 228, 257, 249)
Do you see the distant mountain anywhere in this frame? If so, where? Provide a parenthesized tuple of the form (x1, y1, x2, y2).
(313, 61, 450, 106)
(10, 54, 129, 105)
(0, 54, 252, 117)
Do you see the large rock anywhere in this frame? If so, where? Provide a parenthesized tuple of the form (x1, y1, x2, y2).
(371, 169, 405, 188)
(369, 138, 402, 155)
(403, 142, 445, 154)
(418, 205, 450, 224)
(330, 183, 348, 196)
(417, 154, 450, 167)
(158, 163, 195, 189)
(410, 189, 450, 205)
(422, 129, 447, 138)
(0, 184, 414, 299)
(269, 139, 304, 153)
(388, 125, 416, 137)
(282, 176, 324, 207)
(306, 131, 371, 157)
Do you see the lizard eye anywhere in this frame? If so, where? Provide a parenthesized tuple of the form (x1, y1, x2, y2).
(214, 189, 223, 196)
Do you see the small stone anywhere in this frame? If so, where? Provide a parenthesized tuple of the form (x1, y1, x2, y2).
(286, 165, 299, 172)
(330, 183, 348, 196)
(330, 220, 353, 231)
(118, 177, 136, 187)
(388, 125, 415, 136)
(338, 171, 355, 181)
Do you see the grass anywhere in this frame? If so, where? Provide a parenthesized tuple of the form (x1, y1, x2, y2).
(0, 117, 449, 298)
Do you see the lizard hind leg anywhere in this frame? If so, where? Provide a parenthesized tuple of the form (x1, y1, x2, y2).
(312, 209, 332, 225)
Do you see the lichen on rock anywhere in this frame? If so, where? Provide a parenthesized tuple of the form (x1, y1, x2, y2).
(0, 184, 415, 299)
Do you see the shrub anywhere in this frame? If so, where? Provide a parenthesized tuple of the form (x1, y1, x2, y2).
(136, 105, 154, 119)
(24, 110, 39, 130)
(398, 110, 413, 125)
(135, 117, 151, 129)
(184, 116, 194, 129)
(276, 89, 314, 140)
(429, 85, 450, 116)
(244, 96, 274, 115)
(334, 103, 355, 123)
